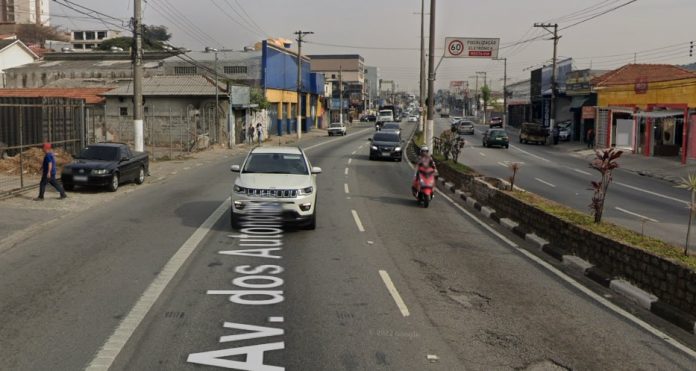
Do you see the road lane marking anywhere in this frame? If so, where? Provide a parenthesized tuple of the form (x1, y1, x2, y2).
(379, 270, 410, 317)
(351, 209, 365, 232)
(183, 167, 191, 170)
(615, 207, 659, 223)
(497, 162, 509, 168)
(268, 317, 284, 323)
(157, 176, 165, 181)
(345, 168, 349, 176)
(510, 145, 552, 163)
(573, 168, 592, 176)
(344, 183, 350, 194)
(302, 128, 371, 151)
(86, 198, 231, 371)
(615, 181, 689, 206)
(479, 152, 486, 157)
(352, 150, 357, 155)
(348, 158, 352, 165)
(535, 177, 556, 188)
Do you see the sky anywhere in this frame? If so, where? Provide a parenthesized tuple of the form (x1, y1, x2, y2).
(51, 0, 696, 92)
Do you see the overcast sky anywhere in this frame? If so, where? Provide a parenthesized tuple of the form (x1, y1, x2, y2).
(52, 0, 696, 92)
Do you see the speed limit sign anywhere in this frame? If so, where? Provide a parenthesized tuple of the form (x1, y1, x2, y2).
(447, 40, 464, 56)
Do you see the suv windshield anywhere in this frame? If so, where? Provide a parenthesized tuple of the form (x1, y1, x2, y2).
(373, 133, 400, 142)
(329, 123, 342, 128)
(242, 153, 308, 175)
(76, 146, 118, 161)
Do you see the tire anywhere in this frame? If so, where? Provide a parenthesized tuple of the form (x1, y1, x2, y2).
(108, 173, 119, 192)
(505, 145, 509, 149)
(134, 166, 145, 185)
(63, 183, 74, 191)
(304, 211, 316, 230)
(423, 196, 430, 208)
(328, 133, 333, 136)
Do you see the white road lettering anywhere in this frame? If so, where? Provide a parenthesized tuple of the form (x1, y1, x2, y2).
(187, 341, 285, 370)
(219, 248, 282, 259)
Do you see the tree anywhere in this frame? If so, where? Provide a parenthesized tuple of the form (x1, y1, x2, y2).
(16, 24, 68, 48)
(250, 88, 270, 110)
(97, 37, 132, 51)
(676, 173, 696, 256)
(143, 25, 171, 43)
(589, 148, 623, 223)
(481, 85, 491, 123)
(97, 24, 171, 51)
(508, 162, 521, 191)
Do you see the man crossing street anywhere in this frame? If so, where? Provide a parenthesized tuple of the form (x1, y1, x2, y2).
(35, 142, 67, 201)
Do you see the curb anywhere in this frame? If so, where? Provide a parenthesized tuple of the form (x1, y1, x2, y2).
(434, 174, 696, 335)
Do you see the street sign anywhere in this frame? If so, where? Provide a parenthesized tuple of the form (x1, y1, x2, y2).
(444, 37, 500, 59)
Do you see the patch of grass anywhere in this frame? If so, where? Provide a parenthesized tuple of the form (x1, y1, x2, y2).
(512, 191, 696, 270)
(433, 154, 476, 174)
(414, 131, 425, 146)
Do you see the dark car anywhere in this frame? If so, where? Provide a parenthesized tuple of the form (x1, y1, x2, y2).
(489, 117, 503, 128)
(381, 122, 401, 135)
(61, 143, 149, 192)
(361, 114, 376, 122)
(482, 129, 509, 148)
(369, 131, 403, 161)
(457, 120, 475, 135)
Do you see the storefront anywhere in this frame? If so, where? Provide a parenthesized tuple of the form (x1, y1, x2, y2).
(593, 64, 696, 164)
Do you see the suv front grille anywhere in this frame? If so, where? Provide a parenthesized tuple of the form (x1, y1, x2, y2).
(245, 188, 298, 198)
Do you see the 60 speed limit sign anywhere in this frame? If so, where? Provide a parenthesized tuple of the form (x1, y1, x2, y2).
(444, 37, 500, 59)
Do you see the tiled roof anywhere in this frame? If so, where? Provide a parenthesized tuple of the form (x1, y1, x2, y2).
(592, 64, 696, 86)
(101, 75, 225, 96)
(0, 88, 114, 104)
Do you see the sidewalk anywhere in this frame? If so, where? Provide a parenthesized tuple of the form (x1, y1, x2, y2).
(0, 127, 330, 253)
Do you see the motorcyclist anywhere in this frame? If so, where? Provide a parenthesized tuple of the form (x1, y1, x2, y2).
(413, 146, 437, 193)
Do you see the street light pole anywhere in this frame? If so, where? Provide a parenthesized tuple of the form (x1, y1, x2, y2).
(476, 71, 487, 123)
(295, 30, 314, 140)
(426, 0, 436, 150)
(534, 22, 560, 143)
(133, 0, 144, 152)
(419, 0, 426, 133)
(205, 47, 220, 145)
(495, 57, 507, 128)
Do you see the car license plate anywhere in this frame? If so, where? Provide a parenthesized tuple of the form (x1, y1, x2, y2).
(382, 152, 390, 157)
(73, 175, 88, 182)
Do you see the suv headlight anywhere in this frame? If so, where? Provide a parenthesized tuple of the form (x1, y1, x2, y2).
(297, 186, 313, 195)
(91, 169, 109, 175)
(395, 146, 402, 152)
(371, 145, 378, 150)
(233, 184, 246, 193)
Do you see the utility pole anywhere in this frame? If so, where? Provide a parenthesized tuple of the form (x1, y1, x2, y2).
(477, 71, 487, 123)
(295, 30, 313, 140)
(205, 47, 220, 145)
(339, 65, 343, 124)
(495, 58, 508, 128)
(426, 0, 436, 150)
(469, 75, 479, 117)
(132, 0, 144, 152)
(418, 0, 426, 133)
(534, 22, 559, 143)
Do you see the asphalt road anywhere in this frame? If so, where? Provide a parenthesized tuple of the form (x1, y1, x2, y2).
(436, 118, 692, 247)
(0, 122, 695, 370)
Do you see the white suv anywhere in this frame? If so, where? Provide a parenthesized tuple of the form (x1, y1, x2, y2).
(327, 122, 347, 136)
(230, 147, 321, 229)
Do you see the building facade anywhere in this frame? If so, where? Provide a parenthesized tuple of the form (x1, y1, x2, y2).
(365, 66, 379, 109)
(506, 79, 531, 128)
(308, 54, 364, 120)
(0, 38, 38, 87)
(70, 29, 122, 51)
(0, 0, 49, 25)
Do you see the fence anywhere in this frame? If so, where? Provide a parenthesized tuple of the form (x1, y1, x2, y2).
(0, 98, 85, 196)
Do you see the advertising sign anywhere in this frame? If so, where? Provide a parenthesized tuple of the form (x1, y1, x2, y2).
(582, 106, 596, 120)
(444, 37, 500, 59)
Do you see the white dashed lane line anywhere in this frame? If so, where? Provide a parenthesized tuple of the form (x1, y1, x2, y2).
(497, 162, 508, 168)
(345, 168, 349, 176)
(615, 181, 689, 206)
(344, 183, 350, 194)
(479, 152, 486, 157)
(351, 209, 365, 232)
(535, 177, 556, 188)
(379, 270, 410, 317)
(348, 158, 352, 165)
(510, 145, 552, 163)
(615, 207, 659, 223)
(573, 168, 592, 176)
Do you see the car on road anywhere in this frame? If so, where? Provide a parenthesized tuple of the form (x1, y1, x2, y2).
(482, 129, 509, 148)
(61, 142, 149, 192)
(520, 122, 549, 145)
(360, 114, 376, 122)
(489, 116, 503, 128)
(407, 115, 418, 122)
(369, 131, 404, 161)
(457, 120, 475, 135)
(377, 109, 395, 123)
(327, 122, 347, 136)
(381, 122, 401, 135)
(558, 121, 572, 141)
(230, 146, 321, 230)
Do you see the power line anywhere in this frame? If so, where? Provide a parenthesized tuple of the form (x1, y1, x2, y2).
(559, 0, 639, 31)
(210, 0, 265, 39)
(149, 0, 223, 47)
(146, 0, 220, 47)
(226, 0, 269, 37)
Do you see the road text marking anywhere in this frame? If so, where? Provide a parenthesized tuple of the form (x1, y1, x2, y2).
(379, 270, 410, 317)
(615, 207, 659, 223)
(535, 177, 556, 188)
(351, 209, 365, 232)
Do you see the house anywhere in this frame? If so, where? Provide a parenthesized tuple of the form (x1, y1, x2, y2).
(0, 39, 39, 87)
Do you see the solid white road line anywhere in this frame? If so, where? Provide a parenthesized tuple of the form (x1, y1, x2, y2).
(351, 209, 365, 232)
(345, 168, 349, 176)
(615, 207, 659, 223)
(86, 198, 231, 371)
(379, 270, 411, 317)
(348, 158, 352, 165)
(573, 168, 592, 176)
(510, 145, 552, 163)
(535, 177, 557, 188)
(405, 150, 696, 358)
(344, 183, 350, 194)
(615, 181, 689, 207)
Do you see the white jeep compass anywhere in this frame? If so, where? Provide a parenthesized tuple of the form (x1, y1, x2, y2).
(230, 146, 321, 230)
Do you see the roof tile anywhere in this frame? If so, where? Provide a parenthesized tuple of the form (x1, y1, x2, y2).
(0, 88, 114, 104)
(592, 64, 696, 86)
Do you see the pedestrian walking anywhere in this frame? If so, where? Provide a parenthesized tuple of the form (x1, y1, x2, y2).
(35, 142, 67, 201)
(256, 123, 263, 145)
(246, 123, 253, 144)
(586, 128, 594, 149)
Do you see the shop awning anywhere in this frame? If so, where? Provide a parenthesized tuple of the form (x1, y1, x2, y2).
(569, 96, 589, 110)
(608, 106, 636, 114)
(632, 110, 684, 118)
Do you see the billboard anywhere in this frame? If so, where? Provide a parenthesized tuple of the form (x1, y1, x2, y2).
(449, 80, 468, 94)
(541, 58, 573, 95)
(444, 37, 500, 59)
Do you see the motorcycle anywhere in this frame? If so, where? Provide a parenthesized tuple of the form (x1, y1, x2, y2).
(412, 165, 437, 208)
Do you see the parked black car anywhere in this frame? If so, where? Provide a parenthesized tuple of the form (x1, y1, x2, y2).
(369, 131, 404, 161)
(482, 129, 509, 148)
(61, 143, 149, 192)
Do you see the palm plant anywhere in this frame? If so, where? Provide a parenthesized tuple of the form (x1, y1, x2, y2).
(508, 162, 521, 191)
(589, 148, 623, 223)
(677, 173, 696, 256)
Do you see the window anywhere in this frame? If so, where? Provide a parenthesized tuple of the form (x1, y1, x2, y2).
(73, 44, 84, 49)
(85, 44, 94, 49)
(144, 106, 149, 114)
(85, 31, 96, 40)
(174, 66, 197, 75)
(74, 32, 84, 40)
(223, 66, 247, 74)
(119, 107, 128, 116)
(97, 31, 107, 40)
